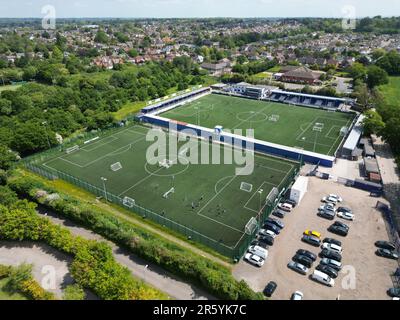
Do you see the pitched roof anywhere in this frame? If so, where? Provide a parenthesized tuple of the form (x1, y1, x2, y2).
(282, 66, 320, 80)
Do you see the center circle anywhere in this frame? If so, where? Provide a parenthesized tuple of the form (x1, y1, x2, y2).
(236, 111, 268, 122)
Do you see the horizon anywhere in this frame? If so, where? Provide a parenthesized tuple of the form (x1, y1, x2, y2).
(0, 0, 399, 19)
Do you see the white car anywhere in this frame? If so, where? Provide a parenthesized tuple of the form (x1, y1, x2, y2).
(337, 211, 354, 221)
(244, 253, 265, 267)
(259, 229, 277, 238)
(322, 243, 343, 254)
(319, 204, 336, 212)
(322, 196, 339, 204)
(291, 291, 304, 300)
(329, 194, 343, 202)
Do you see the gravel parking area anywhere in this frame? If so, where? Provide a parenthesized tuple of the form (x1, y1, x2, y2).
(233, 176, 398, 300)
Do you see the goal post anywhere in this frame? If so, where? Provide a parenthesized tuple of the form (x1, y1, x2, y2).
(65, 145, 79, 154)
(245, 217, 258, 235)
(122, 196, 135, 208)
(110, 162, 122, 172)
(266, 187, 279, 204)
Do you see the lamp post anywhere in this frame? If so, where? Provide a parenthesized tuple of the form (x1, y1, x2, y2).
(258, 189, 264, 211)
(101, 177, 108, 202)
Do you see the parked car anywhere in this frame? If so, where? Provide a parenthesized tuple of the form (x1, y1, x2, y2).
(318, 210, 335, 220)
(258, 235, 274, 246)
(291, 291, 304, 300)
(283, 199, 297, 207)
(263, 281, 278, 297)
(244, 253, 265, 267)
(320, 249, 342, 262)
(311, 270, 334, 287)
(316, 264, 338, 279)
(337, 207, 352, 214)
(287, 261, 309, 275)
(296, 249, 317, 262)
(322, 196, 339, 204)
(376, 249, 399, 260)
(272, 210, 286, 219)
(264, 218, 284, 230)
(375, 241, 396, 251)
(328, 225, 348, 237)
(251, 240, 269, 249)
(302, 235, 321, 247)
(322, 243, 343, 254)
(304, 230, 322, 239)
(319, 203, 336, 213)
(259, 229, 277, 238)
(328, 194, 343, 202)
(387, 288, 400, 298)
(264, 222, 281, 235)
(323, 238, 342, 247)
(337, 211, 354, 221)
(320, 258, 342, 271)
(292, 254, 313, 268)
(333, 221, 349, 231)
(278, 203, 293, 212)
(248, 245, 269, 260)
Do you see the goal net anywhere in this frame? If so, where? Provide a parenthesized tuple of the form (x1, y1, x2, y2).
(65, 145, 79, 154)
(122, 196, 135, 208)
(269, 114, 280, 122)
(111, 162, 122, 172)
(163, 187, 175, 199)
(245, 217, 258, 235)
(266, 187, 279, 204)
(313, 122, 324, 132)
(340, 126, 349, 136)
(240, 182, 253, 193)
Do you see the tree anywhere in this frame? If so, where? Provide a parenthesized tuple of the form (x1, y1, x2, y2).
(348, 62, 367, 81)
(0, 144, 18, 170)
(22, 66, 37, 81)
(0, 98, 12, 115)
(94, 30, 109, 44)
(381, 117, 400, 154)
(366, 65, 389, 88)
(127, 49, 138, 58)
(63, 284, 86, 300)
(362, 110, 385, 136)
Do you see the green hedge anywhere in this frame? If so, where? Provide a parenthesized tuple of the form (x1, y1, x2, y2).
(0, 198, 166, 300)
(8, 171, 264, 300)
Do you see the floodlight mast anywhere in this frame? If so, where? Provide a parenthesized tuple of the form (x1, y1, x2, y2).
(101, 177, 108, 202)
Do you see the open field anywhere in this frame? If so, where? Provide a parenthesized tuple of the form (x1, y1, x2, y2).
(379, 76, 400, 106)
(233, 177, 397, 300)
(160, 94, 355, 156)
(33, 124, 297, 255)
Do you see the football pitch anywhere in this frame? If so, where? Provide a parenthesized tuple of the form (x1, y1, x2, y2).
(160, 94, 356, 156)
(35, 124, 297, 254)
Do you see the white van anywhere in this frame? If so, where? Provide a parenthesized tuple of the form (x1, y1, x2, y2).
(311, 270, 334, 287)
(248, 245, 269, 260)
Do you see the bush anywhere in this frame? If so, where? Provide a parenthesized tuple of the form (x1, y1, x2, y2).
(0, 264, 12, 279)
(63, 284, 86, 300)
(8, 172, 264, 300)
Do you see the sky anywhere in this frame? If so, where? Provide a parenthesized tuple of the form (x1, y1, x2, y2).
(0, 0, 399, 18)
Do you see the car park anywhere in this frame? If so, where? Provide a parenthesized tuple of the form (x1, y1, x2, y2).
(244, 253, 265, 267)
(302, 235, 321, 247)
(265, 218, 285, 230)
(311, 270, 334, 287)
(258, 234, 274, 246)
(292, 254, 313, 268)
(287, 261, 309, 275)
(304, 230, 322, 239)
(320, 249, 342, 262)
(375, 249, 399, 260)
(333, 221, 349, 231)
(296, 249, 317, 262)
(322, 243, 343, 254)
(328, 225, 348, 237)
(320, 258, 342, 271)
(291, 291, 304, 300)
(316, 264, 339, 279)
(263, 281, 278, 297)
(259, 229, 277, 238)
(323, 238, 342, 247)
(375, 241, 396, 251)
(337, 211, 354, 221)
(317, 210, 335, 220)
(248, 245, 269, 260)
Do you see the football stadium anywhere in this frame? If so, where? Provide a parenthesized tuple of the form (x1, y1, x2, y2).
(26, 124, 299, 258)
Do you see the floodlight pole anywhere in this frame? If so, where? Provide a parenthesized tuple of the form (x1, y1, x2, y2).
(101, 177, 108, 202)
(258, 189, 264, 211)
